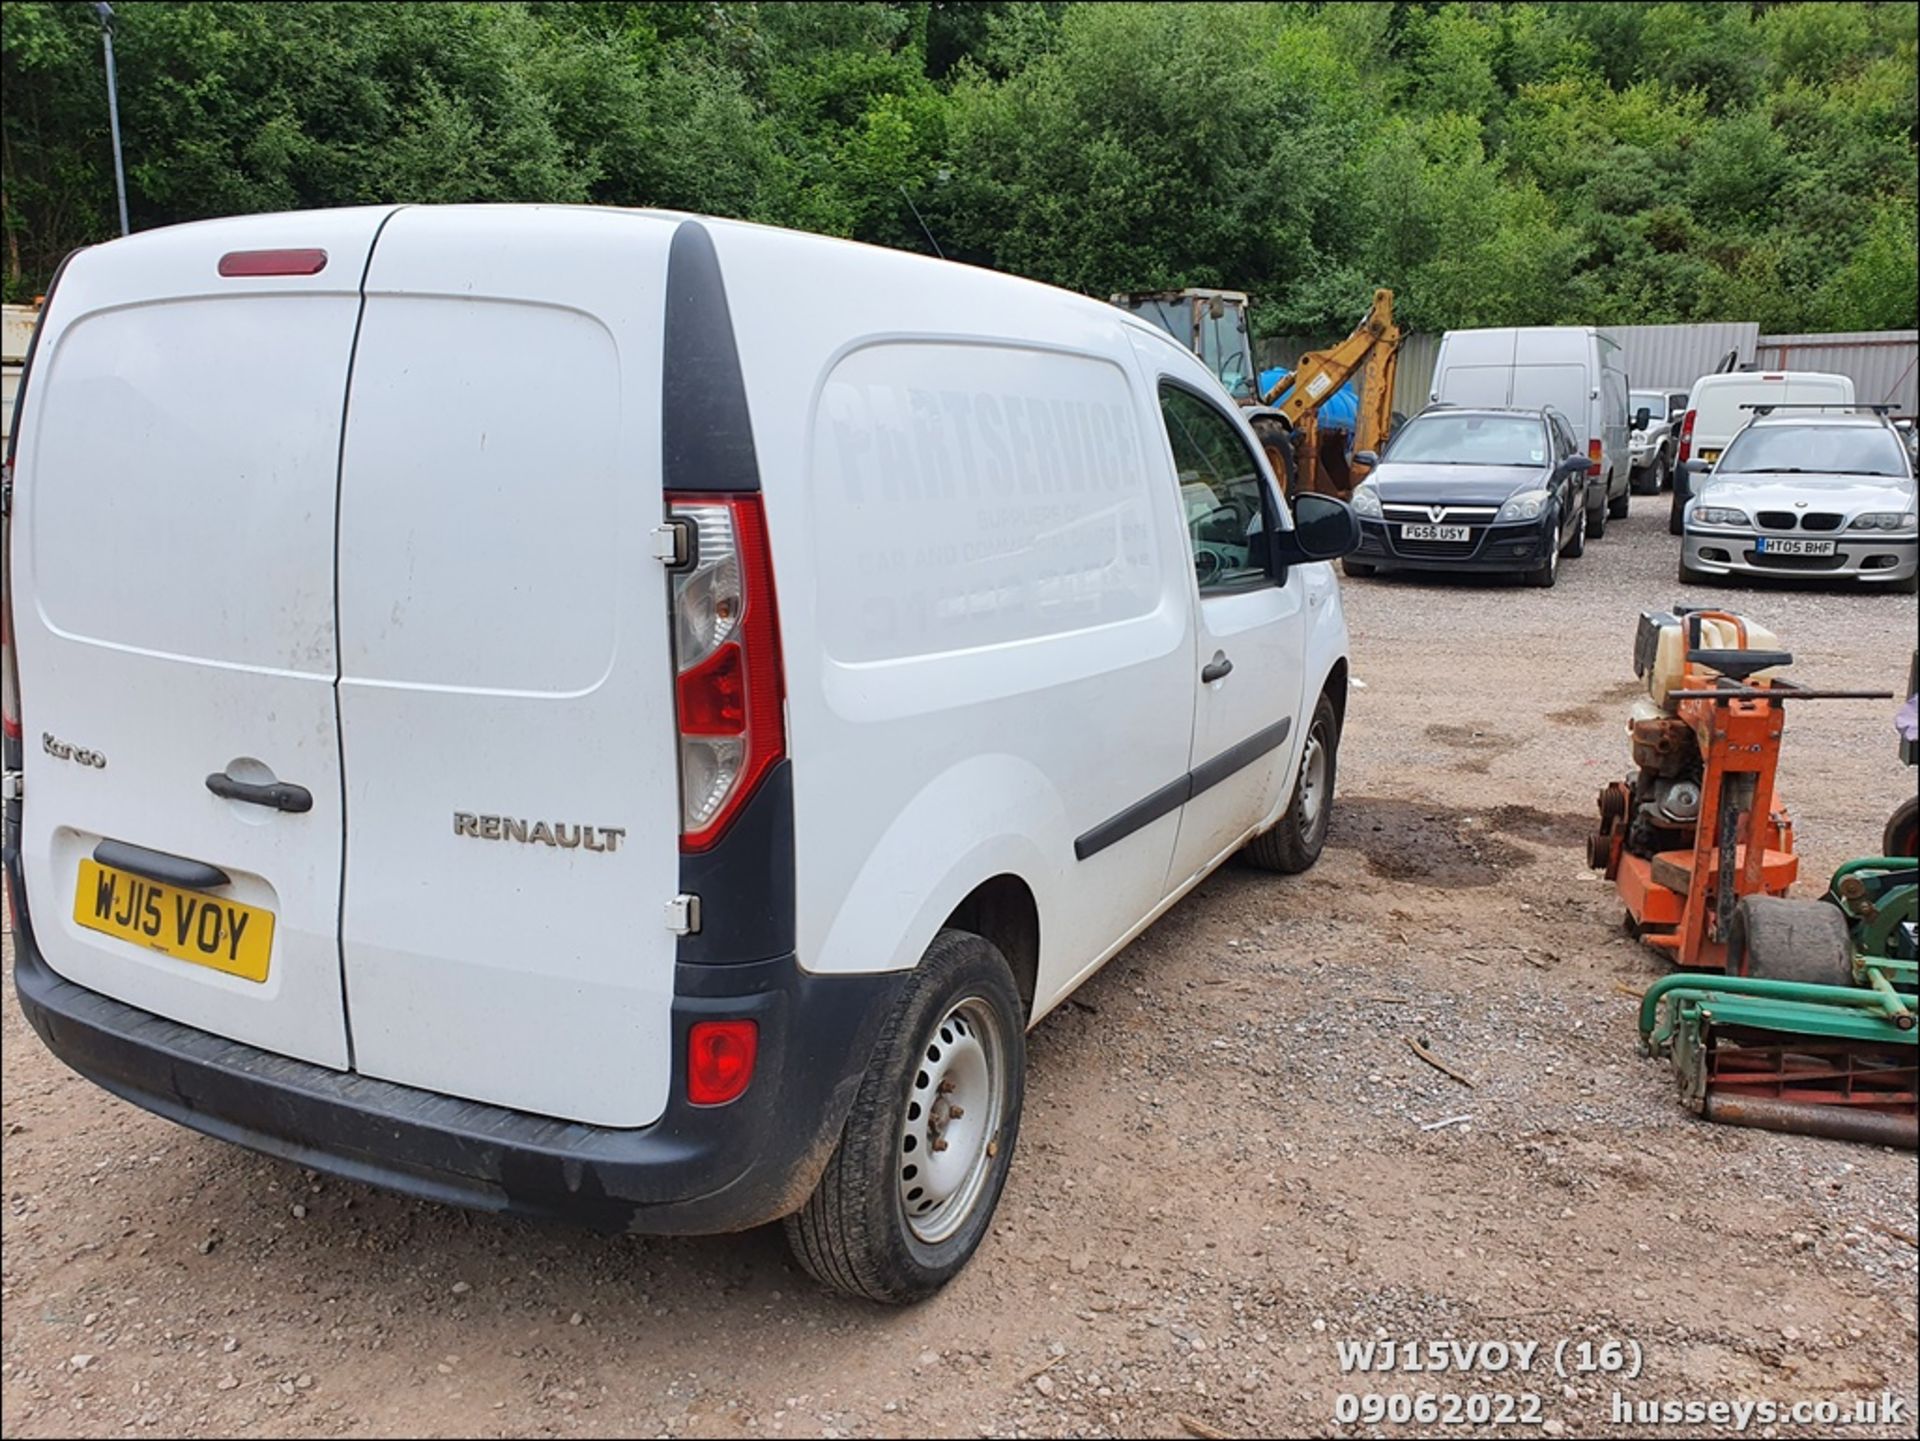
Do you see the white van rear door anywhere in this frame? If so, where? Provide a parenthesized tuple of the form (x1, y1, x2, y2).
(335, 207, 682, 1128)
(11, 208, 396, 1068)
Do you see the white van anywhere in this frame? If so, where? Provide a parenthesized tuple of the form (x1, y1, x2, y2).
(1429, 326, 1632, 537)
(1, 205, 1357, 1302)
(1669, 370, 1856, 532)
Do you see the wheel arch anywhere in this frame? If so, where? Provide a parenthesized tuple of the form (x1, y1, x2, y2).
(942, 875, 1041, 1022)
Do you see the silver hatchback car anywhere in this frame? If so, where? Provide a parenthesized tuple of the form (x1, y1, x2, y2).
(1679, 411, 1919, 592)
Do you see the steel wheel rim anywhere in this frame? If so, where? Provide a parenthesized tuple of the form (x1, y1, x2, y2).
(1298, 724, 1330, 835)
(898, 997, 1006, 1245)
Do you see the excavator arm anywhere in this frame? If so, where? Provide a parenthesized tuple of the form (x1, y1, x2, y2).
(1257, 288, 1400, 498)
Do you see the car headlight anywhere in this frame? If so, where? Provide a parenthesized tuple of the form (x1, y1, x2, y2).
(1691, 505, 1751, 527)
(1350, 485, 1382, 518)
(1496, 490, 1550, 522)
(1848, 511, 1919, 532)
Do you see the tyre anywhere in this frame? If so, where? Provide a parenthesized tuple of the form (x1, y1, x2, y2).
(1245, 690, 1339, 873)
(1668, 488, 1686, 536)
(1586, 489, 1608, 541)
(1341, 558, 1377, 578)
(1252, 416, 1296, 499)
(1608, 480, 1631, 519)
(785, 929, 1025, 1304)
(1885, 794, 1920, 857)
(1655, 454, 1672, 492)
(1561, 500, 1587, 559)
(1726, 896, 1853, 987)
(1526, 530, 1560, 587)
(1630, 464, 1659, 496)
(1677, 554, 1711, 586)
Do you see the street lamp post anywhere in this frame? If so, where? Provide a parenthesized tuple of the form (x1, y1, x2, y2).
(94, 2, 130, 237)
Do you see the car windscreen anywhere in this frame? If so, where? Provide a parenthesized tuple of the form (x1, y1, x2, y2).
(1385, 413, 1547, 467)
(1631, 391, 1667, 420)
(1716, 425, 1910, 477)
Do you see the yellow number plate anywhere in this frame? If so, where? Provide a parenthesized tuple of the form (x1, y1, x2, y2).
(73, 858, 275, 983)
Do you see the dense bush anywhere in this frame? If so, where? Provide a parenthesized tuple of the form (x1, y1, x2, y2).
(4, 1, 1915, 333)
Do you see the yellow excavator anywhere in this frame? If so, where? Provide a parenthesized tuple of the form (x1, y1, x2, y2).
(1110, 286, 1401, 501)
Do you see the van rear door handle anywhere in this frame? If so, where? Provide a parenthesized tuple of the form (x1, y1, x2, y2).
(206, 774, 313, 814)
(1201, 651, 1234, 683)
(94, 838, 231, 891)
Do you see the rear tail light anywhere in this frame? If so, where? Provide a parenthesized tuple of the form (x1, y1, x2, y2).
(2, 458, 19, 746)
(666, 493, 785, 852)
(1587, 438, 1603, 477)
(1677, 408, 1697, 464)
(687, 1019, 758, 1105)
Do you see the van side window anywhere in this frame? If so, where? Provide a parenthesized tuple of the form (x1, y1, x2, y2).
(1157, 384, 1273, 592)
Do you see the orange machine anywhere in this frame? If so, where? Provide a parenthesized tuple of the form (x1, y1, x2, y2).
(1588, 609, 1890, 971)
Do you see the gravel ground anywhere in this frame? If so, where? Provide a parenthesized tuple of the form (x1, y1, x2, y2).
(3, 491, 1917, 1439)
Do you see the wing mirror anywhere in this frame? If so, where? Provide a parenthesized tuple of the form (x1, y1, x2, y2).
(1353, 450, 1379, 468)
(1554, 455, 1590, 479)
(1632, 406, 1651, 432)
(1272, 493, 1361, 568)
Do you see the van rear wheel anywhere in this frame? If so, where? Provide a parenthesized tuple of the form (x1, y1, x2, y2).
(1245, 691, 1340, 874)
(1586, 493, 1608, 540)
(784, 930, 1024, 1304)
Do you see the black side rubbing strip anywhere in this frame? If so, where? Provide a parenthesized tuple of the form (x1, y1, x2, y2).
(1073, 716, 1293, 862)
(1189, 716, 1292, 797)
(94, 839, 231, 892)
(1074, 775, 1191, 862)
(663, 221, 761, 493)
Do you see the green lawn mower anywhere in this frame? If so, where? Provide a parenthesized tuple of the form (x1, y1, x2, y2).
(1638, 861, 1917, 1147)
(1637, 651, 1919, 1148)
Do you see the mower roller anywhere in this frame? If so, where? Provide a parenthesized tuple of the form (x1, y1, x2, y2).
(1637, 861, 1917, 1148)
(1592, 608, 1914, 1145)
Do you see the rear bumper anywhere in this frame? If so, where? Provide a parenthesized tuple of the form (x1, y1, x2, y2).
(6, 847, 900, 1236)
(1681, 531, 1918, 583)
(1355, 516, 1555, 574)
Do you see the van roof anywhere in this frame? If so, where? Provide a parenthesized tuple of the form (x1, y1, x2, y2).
(1695, 369, 1849, 385)
(1441, 325, 1608, 337)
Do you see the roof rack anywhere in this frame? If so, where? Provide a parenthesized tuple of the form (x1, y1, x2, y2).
(1741, 402, 1894, 416)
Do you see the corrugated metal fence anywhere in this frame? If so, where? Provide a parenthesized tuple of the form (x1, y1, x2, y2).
(1754, 331, 1919, 412)
(1257, 323, 1917, 422)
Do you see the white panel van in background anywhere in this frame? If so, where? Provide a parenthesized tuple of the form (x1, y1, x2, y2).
(1669, 370, 1856, 533)
(2, 204, 1360, 1302)
(1430, 326, 1632, 538)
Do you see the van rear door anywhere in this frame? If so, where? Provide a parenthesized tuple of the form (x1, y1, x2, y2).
(10, 208, 396, 1068)
(334, 208, 684, 1128)
(1434, 331, 1518, 406)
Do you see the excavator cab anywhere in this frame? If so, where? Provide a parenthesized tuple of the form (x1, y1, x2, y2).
(1110, 288, 1256, 401)
(1110, 285, 1400, 503)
